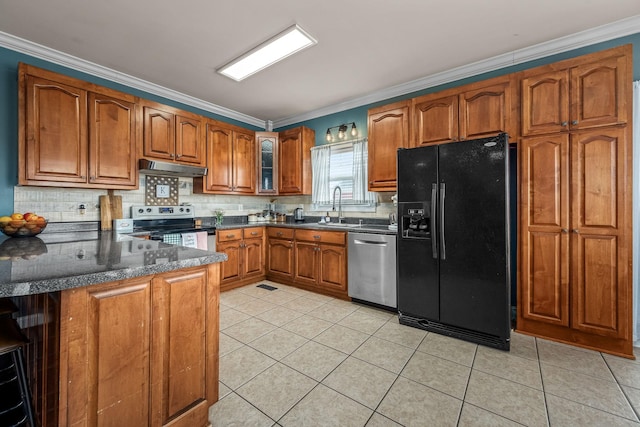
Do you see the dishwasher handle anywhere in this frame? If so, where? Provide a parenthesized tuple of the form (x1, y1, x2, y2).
(353, 239, 388, 246)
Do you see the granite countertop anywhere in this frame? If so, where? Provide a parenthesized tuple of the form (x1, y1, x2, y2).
(216, 221, 398, 235)
(0, 231, 226, 297)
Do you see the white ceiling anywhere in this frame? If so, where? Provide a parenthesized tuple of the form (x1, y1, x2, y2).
(1, 0, 639, 129)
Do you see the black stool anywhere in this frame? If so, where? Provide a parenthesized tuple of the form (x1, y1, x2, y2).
(0, 316, 35, 427)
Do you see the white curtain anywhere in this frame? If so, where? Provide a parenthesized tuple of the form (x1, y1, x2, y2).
(633, 81, 639, 343)
(352, 138, 376, 204)
(311, 144, 331, 204)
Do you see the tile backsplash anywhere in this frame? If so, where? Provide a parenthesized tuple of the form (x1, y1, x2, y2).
(12, 175, 395, 223)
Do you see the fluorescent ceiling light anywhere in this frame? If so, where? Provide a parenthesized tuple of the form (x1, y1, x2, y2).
(217, 24, 317, 82)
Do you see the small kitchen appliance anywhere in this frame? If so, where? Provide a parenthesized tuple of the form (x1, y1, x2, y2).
(293, 208, 305, 222)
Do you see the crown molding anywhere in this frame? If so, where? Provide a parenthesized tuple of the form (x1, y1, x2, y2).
(2, 13, 639, 131)
(0, 31, 267, 129)
(272, 14, 640, 128)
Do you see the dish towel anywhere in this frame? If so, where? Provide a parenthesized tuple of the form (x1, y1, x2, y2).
(181, 232, 198, 248)
(162, 233, 181, 245)
(195, 231, 208, 250)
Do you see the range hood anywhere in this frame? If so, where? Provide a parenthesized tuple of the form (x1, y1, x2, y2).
(138, 159, 207, 177)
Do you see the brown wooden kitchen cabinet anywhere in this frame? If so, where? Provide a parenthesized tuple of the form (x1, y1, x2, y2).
(142, 101, 206, 166)
(520, 45, 630, 137)
(194, 122, 256, 194)
(519, 128, 632, 357)
(256, 131, 279, 194)
(278, 126, 314, 195)
(367, 100, 410, 191)
(294, 229, 347, 298)
(217, 227, 265, 291)
(412, 74, 516, 147)
(266, 227, 295, 281)
(58, 264, 220, 427)
(19, 64, 138, 189)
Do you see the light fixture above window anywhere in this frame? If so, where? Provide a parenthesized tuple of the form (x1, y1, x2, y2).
(326, 122, 358, 142)
(217, 24, 317, 82)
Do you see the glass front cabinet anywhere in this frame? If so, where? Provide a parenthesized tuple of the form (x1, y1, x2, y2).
(256, 132, 278, 194)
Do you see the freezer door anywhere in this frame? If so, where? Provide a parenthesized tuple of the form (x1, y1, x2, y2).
(396, 146, 440, 320)
(437, 134, 510, 338)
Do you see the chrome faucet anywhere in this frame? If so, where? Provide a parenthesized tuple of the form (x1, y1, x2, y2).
(332, 186, 344, 224)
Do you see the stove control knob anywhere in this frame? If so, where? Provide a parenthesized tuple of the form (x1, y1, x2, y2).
(185, 208, 191, 213)
(137, 208, 144, 214)
(146, 208, 152, 213)
(179, 207, 184, 212)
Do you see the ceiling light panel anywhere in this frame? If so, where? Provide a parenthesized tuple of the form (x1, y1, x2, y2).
(218, 24, 317, 82)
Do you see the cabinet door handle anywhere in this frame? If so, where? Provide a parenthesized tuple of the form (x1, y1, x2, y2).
(277, 232, 283, 237)
(571, 120, 578, 125)
(313, 235, 321, 240)
(251, 231, 258, 236)
(226, 234, 235, 238)
(561, 121, 568, 126)
(170, 153, 175, 158)
(572, 229, 579, 234)
(176, 154, 182, 158)
(561, 228, 568, 233)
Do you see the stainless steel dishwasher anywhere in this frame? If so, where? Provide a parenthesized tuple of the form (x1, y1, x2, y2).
(348, 232, 397, 309)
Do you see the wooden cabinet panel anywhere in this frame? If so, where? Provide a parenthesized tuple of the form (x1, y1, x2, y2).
(267, 238, 294, 278)
(20, 65, 138, 189)
(151, 268, 210, 426)
(570, 54, 628, 130)
(521, 70, 569, 136)
(294, 241, 319, 286)
(278, 127, 313, 195)
(88, 92, 137, 187)
(175, 114, 204, 165)
(243, 238, 265, 278)
(143, 106, 175, 161)
(24, 75, 87, 183)
(459, 80, 514, 140)
(318, 244, 347, 292)
(60, 278, 152, 427)
(256, 132, 278, 194)
(233, 131, 256, 194)
(413, 94, 458, 146)
(367, 100, 410, 191)
(217, 241, 242, 284)
(196, 123, 255, 194)
(295, 229, 345, 245)
(204, 126, 234, 192)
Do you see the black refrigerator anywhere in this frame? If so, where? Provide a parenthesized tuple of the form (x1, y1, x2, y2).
(396, 133, 510, 350)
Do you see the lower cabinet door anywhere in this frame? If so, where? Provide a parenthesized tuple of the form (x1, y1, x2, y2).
(243, 238, 265, 278)
(267, 238, 294, 278)
(318, 244, 347, 292)
(60, 278, 152, 427)
(294, 242, 318, 286)
(217, 241, 242, 284)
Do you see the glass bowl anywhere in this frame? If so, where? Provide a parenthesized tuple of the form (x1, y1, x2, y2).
(0, 218, 48, 237)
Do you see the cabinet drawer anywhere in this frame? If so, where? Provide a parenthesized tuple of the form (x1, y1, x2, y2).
(295, 229, 346, 245)
(268, 227, 294, 240)
(243, 227, 264, 239)
(217, 229, 242, 242)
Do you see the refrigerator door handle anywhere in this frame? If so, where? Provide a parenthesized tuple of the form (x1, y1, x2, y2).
(439, 182, 446, 260)
(431, 183, 438, 259)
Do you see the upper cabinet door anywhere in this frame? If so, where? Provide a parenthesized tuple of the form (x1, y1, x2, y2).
(570, 55, 629, 130)
(143, 106, 175, 161)
(232, 131, 256, 194)
(204, 125, 234, 192)
(459, 78, 514, 141)
(413, 94, 458, 146)
(521, 70, 570, 136)
(367, 100, 410, 191)
(175, 114, 205, 166)
(88, 93, 137, 187)
(24, 76, 88, 183)
(278, 130, 303, 194)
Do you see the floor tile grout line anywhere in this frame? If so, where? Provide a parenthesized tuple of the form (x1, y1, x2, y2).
(455, 344, 478, 426)
(535, 337, 553, 427)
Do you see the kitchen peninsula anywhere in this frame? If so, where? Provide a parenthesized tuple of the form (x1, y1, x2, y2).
(0, 231, 226, 427)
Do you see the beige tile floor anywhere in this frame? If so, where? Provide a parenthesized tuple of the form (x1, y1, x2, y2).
(209, 280, 640, 427)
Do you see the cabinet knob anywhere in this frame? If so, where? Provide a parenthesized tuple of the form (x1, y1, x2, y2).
(251, 232, 258, 236)
(176, 154, 181, 158)
(81, 175, 86, 180)
(571, 120, 578, 125)
(313, 235, 321, 240)
(277, 232, 283, 237)
(170, 153, 175, 158)
(561, 121, 568, 126)
(572, 229, 579, 234)
(561, 228, 568, 233)
(227, 234, 235, 238)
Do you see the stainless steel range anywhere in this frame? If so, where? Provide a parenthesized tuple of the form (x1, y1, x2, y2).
(131, 205, 216, 250)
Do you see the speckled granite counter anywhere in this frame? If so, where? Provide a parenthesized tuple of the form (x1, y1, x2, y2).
(0, 231, 226, 297)
(216, 221, 397, 235)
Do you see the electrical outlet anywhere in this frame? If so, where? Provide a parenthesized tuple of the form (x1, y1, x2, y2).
(238, 204, 243, 211)
(79, 203, 86, 215)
